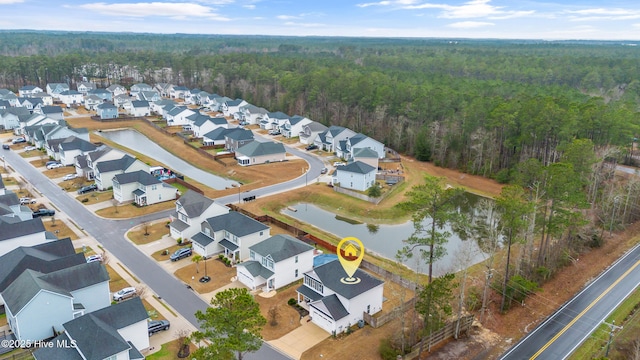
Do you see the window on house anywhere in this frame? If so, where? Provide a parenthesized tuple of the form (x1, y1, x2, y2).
(295, 255, 298, 263)
(250, 250, 255, 260)
(367, 305, 371, 314)
(304, 275, 323, 293)
(204, 227, 211, 237)
(295, 269, 298, 277)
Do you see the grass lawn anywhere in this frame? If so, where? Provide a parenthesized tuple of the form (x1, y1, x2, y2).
(44, 218, 79, 240)
(128, 221, 169, 245)
(76, 190, 113, 204)
(174, 257, 235, 293)
(256, 284, 304, 341)
(145, 339, 195, 360)
(95, 201, 175, 219)
(169, 181, 189, 194)
(142, 298, 167, 322)
(43, 166, 76, 179)
(61, 178, 95, 192)
(106, 264, 131, 292)
(152, 244, 190, 261)
(20, 149, 43, 158)
(30, 158, 49, 168)
(1, 176, 16, 185)
(0, 312, 6, 327)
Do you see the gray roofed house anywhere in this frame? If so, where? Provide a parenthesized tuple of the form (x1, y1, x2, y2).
(96, 102, 118, 119)
(332, 160, 377, 191)
(94, 155, 148, 190)
(236, 141, 286, 166)
(296, 259, 384, 334)
(0, 192, 33, 220)
(59, 136, 98, 166)
(352, 147, 380, 168)
(202, 127, 232, 146)
(33, 297, 149, 360)
(113, 170, 159, 186)
(40, 105, 64, 119)
(169, 190, 229, 241)
(129, 100, 150, 117)
(113, 170, 177, 206)
(88, 88, 112, 101)
(224, 128, 254, 152)
(0, 217, 52, 257)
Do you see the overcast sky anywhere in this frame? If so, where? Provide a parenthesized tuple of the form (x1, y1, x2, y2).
(1, 0, 639, 40)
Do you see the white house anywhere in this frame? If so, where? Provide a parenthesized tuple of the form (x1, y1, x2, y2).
(114, 93, 132, 109)
(2, 261, 110, 341)
(335, 133, 385, 160)
(58, 90, 83, 106)
(165, 106, 195, 127)
(191, 212, 270, 260)
(130, 83, 152, 94)
(260, 111, 289, 130)
(237, 234, 314, 292)
(84, 94, 103, 111)
(282, 115, 312, 138)
(0, 217, 55, 257)
(210, 96, 232, 112)
(31, 92, 53, 106)
(238, 104, 268, 125)
(314, 126, 356, 153)
(106, 84, 127, 97)
(169, 190, 230, 241)
(46, 83, 70, 98)
(150, 99, 177, 116)
(170, 85, 189, 99)
(129, 100, 151, 117)
(0, 107, 31, 130)
(58, 136, 98, 166)
(94, 155, 149, 190)
(222, 99, 248, 117)
(112, 170, 177, 206)
(236, 141, 286, 166)
(76, 145, 128, 180)
(296, 260, 384, 334)
(76, 81, 96, 96)
(191, 115, 227, 138)
(18, 85, 43, 97)
(33, 297, 149, 360)
(40, 105, 64, 120)
(299, 121, 328, 145)
(332, 161, 377, 192)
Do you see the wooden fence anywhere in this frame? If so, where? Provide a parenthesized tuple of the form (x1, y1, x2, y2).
(405, 315, 475, 359)
(162, 177, 204, 195)
(0, 349, 33, 360)
(333, 186, 383, 204)
(363, 297, 417, 328)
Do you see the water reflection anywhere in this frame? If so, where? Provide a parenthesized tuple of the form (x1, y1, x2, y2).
(284, 195, 490, 276)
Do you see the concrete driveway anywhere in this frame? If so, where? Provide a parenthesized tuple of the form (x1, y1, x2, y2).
(269, 316, 329, 360)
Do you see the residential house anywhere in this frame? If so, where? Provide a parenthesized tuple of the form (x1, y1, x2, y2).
(137, 90, 161, 103)
(113, 170, 177, 206)
(33, 297, 149, 360)
(39, 105, 64, 120)
(155, 83, 173, 97)
(31, 92, 53, 106)
(84, 94, 103, 111)
(209, 96, 232, 112)
(96, 102, 118, 119)
(0, 107, 31, 130)
(282, 115, 312, 138)
(15, 113, 57, 136)
(165, 106, 195, 127)
(0, 99, 9, 110)
(191, 211, 270, 260)
(352, 147, 380, 169)
(58, 136, 98, 166)
(0, 217, 56, 258)
(18, 85, 43, 97)
(237, 234, 314, 292)
(260, 111, 289, 130)
(76, 81, 96, 96)
(236, 141, 286, 166)
(94, 155, 149, 190)
(332, 161, 377, 191)
(299, 121, 328, 145)
(150, 99, 177, 116)
(130, 83, 153, 94)
(239, 104, 268, 125)
(76, 145, 128, 180)
(88, 88, 112, 102)
(0, 192, 34, 221)
(2, 261, 110, 341)
(190, 115, 227, 137)
(202, 127, 231, 146)
(130, 100, 151, 117)
(169, 190, 230, 241)
(58, 90, 83, 106)
(114, 93, 132, 109)
(170, 85, 189, 99)
(296, 259, 384, 334)
(17, 97, 44, 112)
(314, 126, 356, 153)
(46, 83, 70, 98)
(222, 99, 248, 117)
(40, 123, 90, 158)
(336, 133, 385, 160)
(106, 84, 127, 97)
(1, 91, 19, 107)
(224, 128, 254, 152)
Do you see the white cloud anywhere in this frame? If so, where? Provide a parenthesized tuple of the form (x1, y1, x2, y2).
(243, 4, 256, 9)
(403, 0, 534, 20)
(77, 2, 228, 20)
(283, 21, 325, 27)
(277, 15, 300, 20)
(0, 0, 23, 4)
(567, 8, 640, 21)
(448, 21, 494, 28)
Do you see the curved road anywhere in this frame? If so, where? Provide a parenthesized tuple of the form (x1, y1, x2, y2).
(500, 243, 640, 360)
(2, 141, 323, 360)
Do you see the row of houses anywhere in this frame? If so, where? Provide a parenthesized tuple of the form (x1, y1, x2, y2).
(169, 190, 385, 334)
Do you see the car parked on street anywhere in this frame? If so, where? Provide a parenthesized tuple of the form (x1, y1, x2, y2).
(19, 197, 36, 205)
(113, 287, 137, 302)
(32, 208, 55, 217)
(3, 144, 10, 150)
(63, 173, 77, 181)
(77, 184, 98, 194)
(46, 162, 63, 169)
(170, 247, 193, 261)
(321, 167, 328, 174)
(148, 320, 171, 336)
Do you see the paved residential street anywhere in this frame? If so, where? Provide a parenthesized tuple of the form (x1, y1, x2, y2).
(2, 147, 293, 360)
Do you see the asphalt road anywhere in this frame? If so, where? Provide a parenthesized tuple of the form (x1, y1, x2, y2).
(499, 243, 640, 360)
(3, 148, 304, 360)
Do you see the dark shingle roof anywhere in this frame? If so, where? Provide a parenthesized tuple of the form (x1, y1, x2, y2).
(249, 234, 313, 262)
(95, 155, 137, 173)
(0, 217, 45, 241)
(38, 261, 109, 294)
(59, 136, 97, 152)
(205, 211, 269, 237)
(289, 115, 308, 125)
(353, 147, 378, 158)
(33, 332, 84, 360)
(311, 260, 384, 299)
(237, 260, 274, 279)
(113, 170, 160, 186)
(59, 90, 81, 96)
(237, 141, 285, 157)
(167, 106, 189, 116)
(41, 105, 63, 114)
(2, 269, 72, 314)
(192, 232, 215, 247)
(311, 294, 349, 320)
(96, 103, 116, 110)
(131, 100, 149, 108)
(336, 161, 376, 175)
(268, 111, 289, 119)
(176, 190, 214, 218)
(225, 128, 254, 141)
(327, 125, 347, 136)
(203, 127, 230, 141)
(226, 99, 244, 107)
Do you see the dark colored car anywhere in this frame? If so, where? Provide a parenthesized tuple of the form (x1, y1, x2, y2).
(2, 144, 9, 150)
(148, 320, 171, 336)
(305, 144, 318, 151)
(170, 247, 193, 261)
(32, 209, 55, 217)
(77, 184, 98, 194)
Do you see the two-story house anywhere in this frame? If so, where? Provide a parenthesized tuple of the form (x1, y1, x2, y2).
(33, 297, 149, 360)
(94, 155, 149, 190)
(84, 94, 103, 111)
(225, 128, 254, 152)
(31, 92, 53, 106)
(314, 126, 356, 153)
(238, 104, 268, 125)
(165, 106, 195, 127)
(40, 105, 64, 120)
(210, 96, 232, 112)
(130, 83, 152, 94)
(106, 84, 127, 97)
(281, 115, 312, 138)
(112, 170, 177, 206)
(169, 190, 230, 241)
(191, 211, 270, 260)
(46, 83, 70, 99)
(58, 90, 83, 107)
(76, 145, 128, 180)
(0, 107, 31, 130)
(96, 102, 118, 119)
(76, 81, 96, 96)
(128, 100, 150, 117)
(190, 115, 228, 138)
(58, 136, 98, 166)
(237, 234, 315, 292)
(222, 99, 248, 117)
(299, 121, 328, 145)
(88, 88, 112, 102)
(332, 161, 377, 191)
(170, 85, 189, 99)
(296, 259, 384, 334)
(335, 133, 385, 160)
(18, 85, 43, 97)
(260, 111, 289, 130)
(2, 261, 110, 341)
(0, 217, 56, 257)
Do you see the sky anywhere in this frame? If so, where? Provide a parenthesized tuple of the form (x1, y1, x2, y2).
(1, 0, 640, 40)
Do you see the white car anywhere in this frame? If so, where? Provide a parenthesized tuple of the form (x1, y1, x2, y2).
(19, 197, 36, 205)
(46, 163, 63, 169)
(333, 162, 346, 167)
(24, 146, 37, 151)
(63, 173, 77, 181)
(113, 287, 137, 302)
(86, 254, 103, 263)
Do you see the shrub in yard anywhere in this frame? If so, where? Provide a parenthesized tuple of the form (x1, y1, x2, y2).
(176, 237, 183, 245)
(379, 339, 402, 360)
(287, 298, 297, 306)
(81, 198, 89, 203)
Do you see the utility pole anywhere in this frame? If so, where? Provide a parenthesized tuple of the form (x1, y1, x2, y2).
(604, 320, 623, 357)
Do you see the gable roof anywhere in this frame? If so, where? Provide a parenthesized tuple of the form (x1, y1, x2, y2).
(353, 147, 379, 158)
(202, 127, 230, 141)
(41, 105, 63, 114)
(130, 100, 149, 108)
(268, 111, 289, 120)
(205, 211, 269, 237)
(113, 170, 159, 186)
(237, 260, 274, 280)
(59, 90, 81, 96)
(237, 141, 285, 157)
(59, 136, 97, 152)
(88, 88, 109, 95)
(310, 293, 349, 321)
(225, 99, 245, 107)
(106, 84, 125, 92)
(33, 332, 83, 360)
(176, 190, 215, 218)
(95, 155, 138, 173)
(167, 106, 192, 116)
(224, 128, 254, 141)
(20, 85, 39, 91)
(249, 234, 313, 262)
(2, 269, 72, 314)
(96, 103, 116, 110)
(336, 161, 376, 175)
(240, 104, 268, 114)
(310, 260, 384, 299)
(289, 115, 309, 125)
(327, 125, 347, 137)
(0, 217, 45, 241)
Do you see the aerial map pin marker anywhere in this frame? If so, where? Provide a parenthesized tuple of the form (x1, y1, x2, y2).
(337, 237, 364, 283)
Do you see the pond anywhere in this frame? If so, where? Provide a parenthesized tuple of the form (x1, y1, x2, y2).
(100, 129, 238, 190)
(283, 194, 493, 276)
